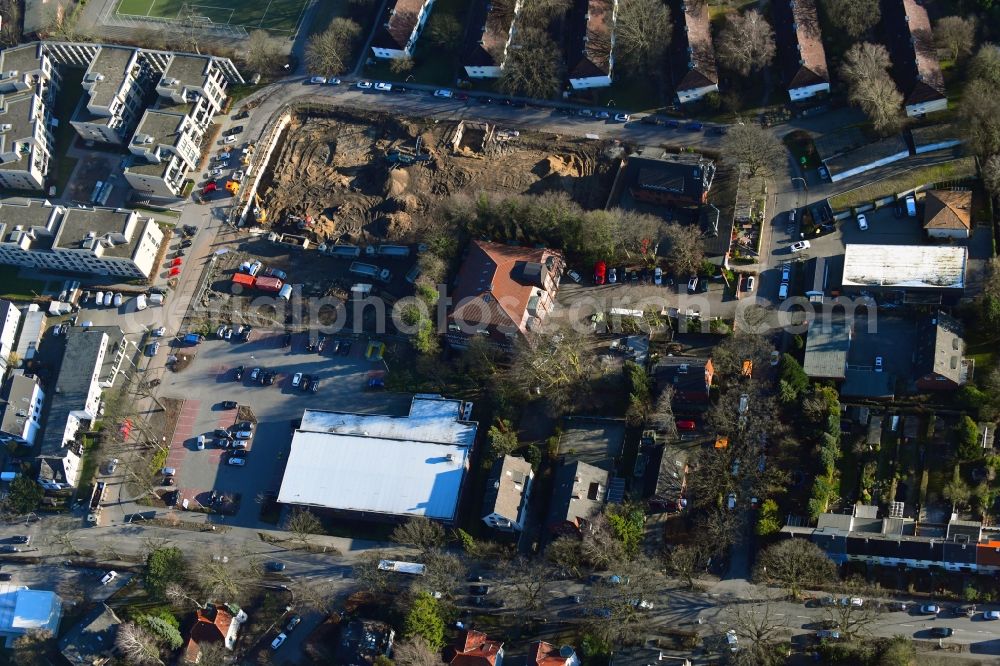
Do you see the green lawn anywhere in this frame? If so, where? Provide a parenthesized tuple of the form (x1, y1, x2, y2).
(0, 266, 48, 301)
(828, 157, 979, 212)
(115, 0, 309, 32)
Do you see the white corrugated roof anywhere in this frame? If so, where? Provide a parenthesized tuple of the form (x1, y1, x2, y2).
(842, 244, 966, 289)
(277, 431, 469, 519)
(299, 395, 475, 446)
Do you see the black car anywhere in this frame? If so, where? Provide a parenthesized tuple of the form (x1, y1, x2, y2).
(11, 536, 29, 544)
(339, 340, 352, 355)
(300, 376, 312, 392)
(305, 342, 317, 352)
(258, 370, 268, 385)
(236, 421, 253, 431)
(310, 377, 319, 393)
(267, 561, 286, 572)
(230, 449, 247, 458)
(263, 371, 275, 386)
(0, 546, 20, 553)
(221, 401, 238, 410)
(229, 125, 244, 135)
(329, 339, 340, 354)
(0, 573, 11, 581)
(242, 326, 253, 341)
(234, 365, 245, 381)
(930, 627, 954, 638)
(165, 490, 179, 506)
(180, 239, 192, 248)
(282, 332, 292, 348)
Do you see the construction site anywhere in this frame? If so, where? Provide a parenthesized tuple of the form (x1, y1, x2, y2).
(250, 108, 620, 245)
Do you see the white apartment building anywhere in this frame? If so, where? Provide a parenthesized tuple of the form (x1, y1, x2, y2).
(371, 0, 436, 59)
(155, 53, 228, 126)
(38, 328, 109, 489)
(124, 110, 203, 198)
(0, 299, 21, 374)
(0, 199, 164, 279)
(70, 45, 151, 145)
(0, 373, 45, 447)
(463, 0, 523, 79)
(0, 43, 58, 191)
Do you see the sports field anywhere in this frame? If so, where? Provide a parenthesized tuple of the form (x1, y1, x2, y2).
(115, 0, 309, 33)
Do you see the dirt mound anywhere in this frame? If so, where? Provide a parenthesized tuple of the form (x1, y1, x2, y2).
(386, 169, 409, 197)
(536, 153, 585, 178)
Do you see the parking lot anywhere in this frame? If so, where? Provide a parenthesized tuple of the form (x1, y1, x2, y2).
(153, 330, 410, 527)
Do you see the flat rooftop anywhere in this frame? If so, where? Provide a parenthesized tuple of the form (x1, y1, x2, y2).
(278, 396, 477, 520)
(558, 417, 625, 472)
(822, 135, 910, 177)
(54, 208, 139, 259)
(0, 91, 42, 171)
(0, 44, 45, 82)
(133, 109, 185, 147)
(161, 54, 212, 90)
(84, 46, 137, 109)
(803, 319, 850, 379)
(842, 244, 967, 290)
(40, 329, 107, 456)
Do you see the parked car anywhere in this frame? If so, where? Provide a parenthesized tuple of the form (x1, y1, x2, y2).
(905, 194, 917, 217)
(291, 372, 302, 388)
(106, 459, 119, 474)
(874, 356, 883, 372)
(146, 342, 160, 356)
(235, 430, 253, 439)
(101, 571, 118, 585)
(308, 76, 326, 84)
(676, 420, 696, 431)
(593, 261, 607, 285)
(286, 615, 302, 632)
(687, 122, 704, 131)
(919, 604, 941, 614)
(356, 80, 372, 89)
(12, 535, 30, 544)
(196, 435, 206, 450)
(744, 275, 755, 292)
(434, 89, 453, 98)
(984, 610, 1000, 620)
(103, 292, 113, 306)
(608, 267, 617, 284)
(152, 326, 166, 337)
(374, 82, 392, 92)
(221, 401, 238, 410)
(687, 276, 699, 293)
(328, 78, 341, 85)
(816, 630, 841, 640)
(790, 240, 811, 253)
(818, 165, 830, 180)
(228, 457, 246, 466)
(339, 340, 352, 355)
(271, 633, 287, 650)
(234, 366, 245, 381)
(654, 267, 662, 285)
(857, 213, 868, 231)
(267, 561, 286, 572)
(614, 113, 630, 122)
(930, 627, 953, 638)
(249, 367, 261, 381)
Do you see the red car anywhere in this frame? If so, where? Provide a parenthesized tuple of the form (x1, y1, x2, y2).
(676, 420, 697, 431)
(594, 261, 607, 285)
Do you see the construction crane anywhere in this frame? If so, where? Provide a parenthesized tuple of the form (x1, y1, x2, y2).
(252, 191, 268, 224)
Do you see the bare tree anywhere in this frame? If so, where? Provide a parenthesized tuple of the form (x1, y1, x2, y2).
(731, 601, 787, 666)
(355, 549, 394, 594)
(580, 513, 627, 570)
(970, 43, 1000, 88)
(509, 327, 596, 412)
(12, 629, 51, 666)
(582, 556, 665, 645)
(520, 0, 572, 25)
(416, 548, 467, 599)
(984, 154, 1000, 200)
(959, 79, 1000, 158)
(754, 539, 836, 598)
(196, 641, 231, 666)
(393, 635, 441, 666)
(663, 543, 706, 588)
(546, 535, 586, 577)
(285, 507, 325, 547)
(498, 556, 552, 610)
(197, 557, 258, 602)
(391, 518, 446, 553)
(935, 16, 977, 62)
(245, 30, 282, 76)
(165, 583, 206, 610)
(498, 27, 564, 99)
(720, 122, 788, 177)
(822, 581, 879, 638)
(116, 622, 163, 665)
(841, 42, 904, 135)
(662, 223, 704, 278)
(650, 386, 678, 439)
(716, 10, 776, 76)
(305, 18, 362, 77)
(390, 56, 415, 75)
(0, 0, 22, 47)
(614, 0, 671, 71)
(821, 0, 880, 40)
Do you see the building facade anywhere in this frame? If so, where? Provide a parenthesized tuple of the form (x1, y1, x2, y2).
(71, 45, 152, 145)
(0, 374, 45, 447)
(0, 199, 164, 279)
(0, 43, 59, 191)
(371, 0, 437, 60)
(0, 299, 21, 374)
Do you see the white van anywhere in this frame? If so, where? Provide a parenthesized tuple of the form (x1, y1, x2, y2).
(135, 294, 147, 310)
(149, 293, 164, 306)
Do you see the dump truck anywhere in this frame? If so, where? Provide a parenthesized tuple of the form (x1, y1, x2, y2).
(349, 262, 391, 282)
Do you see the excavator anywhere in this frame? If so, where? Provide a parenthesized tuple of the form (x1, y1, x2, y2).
(252, 191, 268, 224)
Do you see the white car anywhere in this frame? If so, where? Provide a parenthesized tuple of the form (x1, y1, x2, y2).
(196, 435, 206, 450)
(726, 629, 738, 652)
(614, 113, 630, 122)
(103, 292, 113, 306)
(233, 170, 245, 182)
(874, 356, 883, 372)
(790, 240, 810, 253)
(100, 571, 118, 585)
(984, 610, 1000, 620)
(433, 89, 453, 98)
(113, 292, 123, 307)
(153, 326, 166, 337)
(271, 633, 287, 650)
(308, 76, 326, 84)
(95, 291, 104, 306)
(857, 213, 868, 231)
(356, 80, 373, 89)
(135, 294, 147, 310)
(292, 372, 303, 387)
(374, 82, 392, 92)
(224, 135, 237, 144)
(727, 493, 737, 510)
(216, 325, 227, 338)
(567, 270, 582, 283)
(744, 275, 755, 292)
(210, 168, 222, 178)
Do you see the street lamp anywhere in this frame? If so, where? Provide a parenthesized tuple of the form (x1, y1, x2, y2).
(607, 99, 616, 107)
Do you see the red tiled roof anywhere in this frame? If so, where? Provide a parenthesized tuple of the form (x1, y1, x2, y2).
(375, 0, 427, 51)
(450, 630, 503, 666)
(674, 1, 718, 91)
(182, 605, 234, 663)
(978, 541, 1000, 568)
(885, 0, 945, 105)
(530, 640, 573, 666)
(923, 189, 972, 231)
(449, 240, 563, 338)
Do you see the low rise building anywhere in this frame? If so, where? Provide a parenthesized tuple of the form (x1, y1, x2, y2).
(923, 189, 972, 240)
(568, 0, 617, 90)
(882, 0, 946, 117)
(0, 43, 59, 191)
(447, 240, 564, 350)
(652, 356, 714, 404)
(547, 459, 611, 534)
(841, 244, 967, 304)
(0, 199, 164, 279)
(529, 641, 581, 666)
(482, 455, 533, 532)
(181, 603, 246, 664)
(13, 305, 45, 363)
(627, 151, 716, 207)
(648, 443, 689, 513)
(0, 299, 21, 374)
(450, 630, 504, 666)
(464, 0, 523, 78)
(772, 0, 829, 101)
(915, 311, 967, 391)
(669, 0, 718, 104)
(0, 583, 61, 646)
(58, 603, 121, 666)
(277, 395, 477, 523)
(819, 134, 910, 183)
(71, 45, 152, 146)
(803, 319, 851, 381)
(372, 0, 437, 60)
(0, 374, 45, 447)
(123, 109, 202, 198)
(910, 124, 961, 154)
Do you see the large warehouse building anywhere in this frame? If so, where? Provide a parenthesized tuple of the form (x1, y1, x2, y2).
(277, 395, 477, 523)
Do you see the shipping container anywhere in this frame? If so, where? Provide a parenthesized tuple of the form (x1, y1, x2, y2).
(232, 273, 256, 287)
(256, 276, 284, 292)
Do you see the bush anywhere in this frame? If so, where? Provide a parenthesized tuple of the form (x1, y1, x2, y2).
(523, 444, 542, 471)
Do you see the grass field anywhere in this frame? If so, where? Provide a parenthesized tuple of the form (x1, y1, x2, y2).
(115, 0, 309, 33)
(827, 157, 978, 212)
